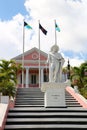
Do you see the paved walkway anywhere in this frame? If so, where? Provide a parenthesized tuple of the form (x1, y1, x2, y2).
(0, 103, 8, 128)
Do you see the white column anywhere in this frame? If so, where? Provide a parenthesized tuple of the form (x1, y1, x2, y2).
(26, 67, 29, 88)
(41, 68, 44, 83)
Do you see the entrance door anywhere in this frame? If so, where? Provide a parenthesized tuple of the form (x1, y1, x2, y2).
(31, 74, 36, 84)
(30, 74, 38, 87)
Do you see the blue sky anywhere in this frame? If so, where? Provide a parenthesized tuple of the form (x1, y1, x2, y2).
(0, 0, 27, 20)
(0, 0, 87, 67)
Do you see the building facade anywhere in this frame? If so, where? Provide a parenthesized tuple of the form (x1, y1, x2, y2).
(12, 47, 67, 87)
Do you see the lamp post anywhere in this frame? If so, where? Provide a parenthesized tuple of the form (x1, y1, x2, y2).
(67, 59, 70, 79)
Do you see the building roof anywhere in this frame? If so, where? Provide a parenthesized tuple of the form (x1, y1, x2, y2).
(12, 47, 48, 61)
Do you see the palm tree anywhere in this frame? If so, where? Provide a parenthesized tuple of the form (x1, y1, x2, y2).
(70, 66, 84, 88)
(70, 61, 87, 88)
(0, 59, 21, 98)
(69, 61, 87, 98)
(80, 62, 87, 87)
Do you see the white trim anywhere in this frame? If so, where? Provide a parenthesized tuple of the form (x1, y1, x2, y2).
(15, 60, 47, 64)
(24, 66, 49, 69)
(26, 68, 29, 88)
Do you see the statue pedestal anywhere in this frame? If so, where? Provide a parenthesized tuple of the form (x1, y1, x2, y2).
(41, 82, 67, 108)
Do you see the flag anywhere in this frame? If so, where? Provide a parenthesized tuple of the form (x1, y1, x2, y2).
(24, 21, 32, 29)
(55, 23, 60, 32)
(39, 24, 47, 35)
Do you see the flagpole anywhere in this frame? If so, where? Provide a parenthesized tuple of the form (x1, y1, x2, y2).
(54, 19, 57, 45)
(38, 20, 41, 88)
(22, 19, 25, 88)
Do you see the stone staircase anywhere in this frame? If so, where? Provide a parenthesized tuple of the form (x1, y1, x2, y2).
(4, 87, 87, 130)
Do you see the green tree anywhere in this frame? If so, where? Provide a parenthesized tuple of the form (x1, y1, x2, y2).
(80, 62, 87, 87)
(70, 61, 87, 98)
(70, 66, 84, 88)
(0, 59, 21, 98)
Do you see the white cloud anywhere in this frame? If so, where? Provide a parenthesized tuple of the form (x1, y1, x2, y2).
(0, 0, 87, 67)
(63, 56, 84, 67)
(0, 14, 23, 59)
(24, 0, 87, 66)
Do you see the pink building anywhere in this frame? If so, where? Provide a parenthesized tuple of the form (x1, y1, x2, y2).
(12, 47, 49, 87)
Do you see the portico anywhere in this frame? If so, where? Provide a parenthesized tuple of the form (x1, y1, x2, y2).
(20, 66, 49, 88)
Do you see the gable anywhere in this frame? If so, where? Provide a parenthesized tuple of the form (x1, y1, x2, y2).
(24, 51, 47, 60)
(12, 47, 48, 61)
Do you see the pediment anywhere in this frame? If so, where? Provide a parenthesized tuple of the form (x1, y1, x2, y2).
(12, 47, 48, 61)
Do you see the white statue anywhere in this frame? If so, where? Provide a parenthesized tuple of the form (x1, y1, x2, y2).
(47, 45, 65, 82)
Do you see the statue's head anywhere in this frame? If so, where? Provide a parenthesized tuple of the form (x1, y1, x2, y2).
(51, 45, 59, 53)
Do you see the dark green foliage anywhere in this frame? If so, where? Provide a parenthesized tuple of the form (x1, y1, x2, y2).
(0, 59, 21, 98)
(70, 61, 87, 98)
